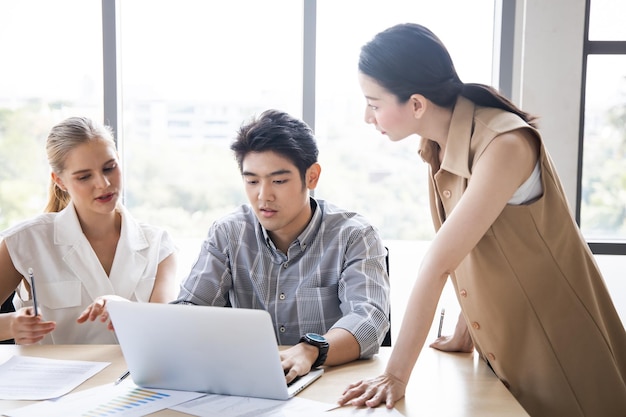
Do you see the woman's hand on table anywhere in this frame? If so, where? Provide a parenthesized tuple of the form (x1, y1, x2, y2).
(337, 372, 407, 409)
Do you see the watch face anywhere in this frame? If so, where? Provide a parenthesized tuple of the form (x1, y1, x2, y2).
(306, 333, 326, 343)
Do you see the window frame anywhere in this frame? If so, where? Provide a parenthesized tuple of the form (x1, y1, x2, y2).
(577, 0, 626, 255)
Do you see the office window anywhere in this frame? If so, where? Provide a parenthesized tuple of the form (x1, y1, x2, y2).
(588, 0, 626, 41)
(117, 1, 302, 265)
(2, 1, 496, 278)
(580, 0, 626, 246)
(0, 0, 102, 230)
(315, 0, 495, 240)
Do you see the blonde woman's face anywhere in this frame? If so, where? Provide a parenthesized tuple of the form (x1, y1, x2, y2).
(52, 139, 122, 218)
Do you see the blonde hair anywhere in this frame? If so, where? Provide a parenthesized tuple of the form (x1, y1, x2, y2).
(44, 117, 117, 213)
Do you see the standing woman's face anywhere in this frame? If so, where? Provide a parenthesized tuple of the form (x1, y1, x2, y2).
(52, 138, 122, 218)
(358, 73, 419, 142)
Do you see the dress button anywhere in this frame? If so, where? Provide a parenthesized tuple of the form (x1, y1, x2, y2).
(487, 352, 496, 361)
(279, 326, 286, 333)
(460, 289, 467, 297)
(472, 322, 480, 330)
(443, 190, 452, 198)
(279, 293, 286, 300)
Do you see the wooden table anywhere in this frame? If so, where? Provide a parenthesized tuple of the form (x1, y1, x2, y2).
(0, 345, 528, 416)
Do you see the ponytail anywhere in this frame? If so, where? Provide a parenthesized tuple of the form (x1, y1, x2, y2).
(45, 180, 71, 213)
(460, 83, 538, 128)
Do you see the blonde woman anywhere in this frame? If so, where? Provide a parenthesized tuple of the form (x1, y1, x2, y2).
(0, 117, 177, 344)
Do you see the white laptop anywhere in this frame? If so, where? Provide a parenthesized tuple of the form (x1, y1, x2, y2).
(106, 301, 323, 400)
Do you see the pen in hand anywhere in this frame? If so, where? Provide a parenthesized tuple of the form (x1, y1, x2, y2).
(27, 268, 39, 317)
(115, 370, 130, 385)
(437, 308, 445, 338)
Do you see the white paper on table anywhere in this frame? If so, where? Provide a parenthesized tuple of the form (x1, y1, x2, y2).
(171, 394, 405, 417)
(326, 405, 405, 416)
(0, 355, 110, 400)
(171, 394, 332, 416)
(3, 378, 206, 417)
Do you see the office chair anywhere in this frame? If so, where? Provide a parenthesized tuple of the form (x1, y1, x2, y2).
(381, 247, 392, 347)
(1, 292, 15, 344)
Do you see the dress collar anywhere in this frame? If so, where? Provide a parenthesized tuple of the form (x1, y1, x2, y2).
(418, 95, 475, 179)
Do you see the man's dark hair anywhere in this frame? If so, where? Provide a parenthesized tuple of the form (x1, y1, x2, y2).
(231, 109, 319, 183)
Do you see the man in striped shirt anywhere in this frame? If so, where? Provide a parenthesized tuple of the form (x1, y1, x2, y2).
(174, 110, 390, 385)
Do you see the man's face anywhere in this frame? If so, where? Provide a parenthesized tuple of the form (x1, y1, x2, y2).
(241, 151, 319, 246)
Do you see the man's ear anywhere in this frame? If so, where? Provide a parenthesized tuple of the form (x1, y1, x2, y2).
(305, 163, 321, 190)
(410, 94, 428, 119)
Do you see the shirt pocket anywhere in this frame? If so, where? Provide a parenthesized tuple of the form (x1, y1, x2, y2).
(296, 284, 341, 323)
(37, 281, 82, 310)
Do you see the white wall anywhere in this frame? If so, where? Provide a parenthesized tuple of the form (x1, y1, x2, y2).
(512, 0, 586, 209)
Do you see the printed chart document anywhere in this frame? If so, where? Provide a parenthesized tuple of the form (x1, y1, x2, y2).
(3, 379, 205, 417)
(171, 394, 330, 416)
(171, 394, 405, 416)
(0, 356, 109, 400)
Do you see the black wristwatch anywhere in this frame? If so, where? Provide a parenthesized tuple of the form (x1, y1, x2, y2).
(299, 332, 329, 369)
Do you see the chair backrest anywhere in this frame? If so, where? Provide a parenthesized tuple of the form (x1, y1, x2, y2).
(381, 247, 392, 347)
(1, 292, 15, 344)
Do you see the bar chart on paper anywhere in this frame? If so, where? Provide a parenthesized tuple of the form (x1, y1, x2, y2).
(4, 381, 205, 417)
(82, 387, 172, 416)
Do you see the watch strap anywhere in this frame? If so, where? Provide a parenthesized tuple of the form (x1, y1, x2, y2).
(300, 333, 329, 369)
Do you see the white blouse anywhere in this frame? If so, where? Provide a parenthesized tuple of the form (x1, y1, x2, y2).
(508, 161, 542, 205)
(1, 202, 175, 344)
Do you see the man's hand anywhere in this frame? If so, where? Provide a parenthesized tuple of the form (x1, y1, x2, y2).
(279, 342, 318, 384)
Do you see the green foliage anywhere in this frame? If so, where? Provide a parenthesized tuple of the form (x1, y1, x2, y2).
(2, 97, 623, 243)
(0, 105, 51, 230)
(581, 95, 626, 238)
(123, 137, 246, 237)
(317, 134, 434, 240)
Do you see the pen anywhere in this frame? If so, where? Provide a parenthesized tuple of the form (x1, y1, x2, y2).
(437, 308, 445, 338)
(326, 403, 350, 411)
(114, 370, 130, 385)
(27, 268, 39, 317)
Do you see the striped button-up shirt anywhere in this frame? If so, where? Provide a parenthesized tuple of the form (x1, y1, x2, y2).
(174, 198, 390, 358)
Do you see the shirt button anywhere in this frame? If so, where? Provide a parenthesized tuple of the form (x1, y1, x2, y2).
(472, 322, 480, 330)
(279, 326, 286, 333)
(487, 352, 496, 361)
(443, 190, 452, 198)
(283, 263, 288, 269)
(279, 293, 286, 300)
(460, 289, 467, 297)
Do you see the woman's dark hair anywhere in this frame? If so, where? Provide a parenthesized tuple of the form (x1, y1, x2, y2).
(359, 23, 537, 127)
(231, 109, 319, 184)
